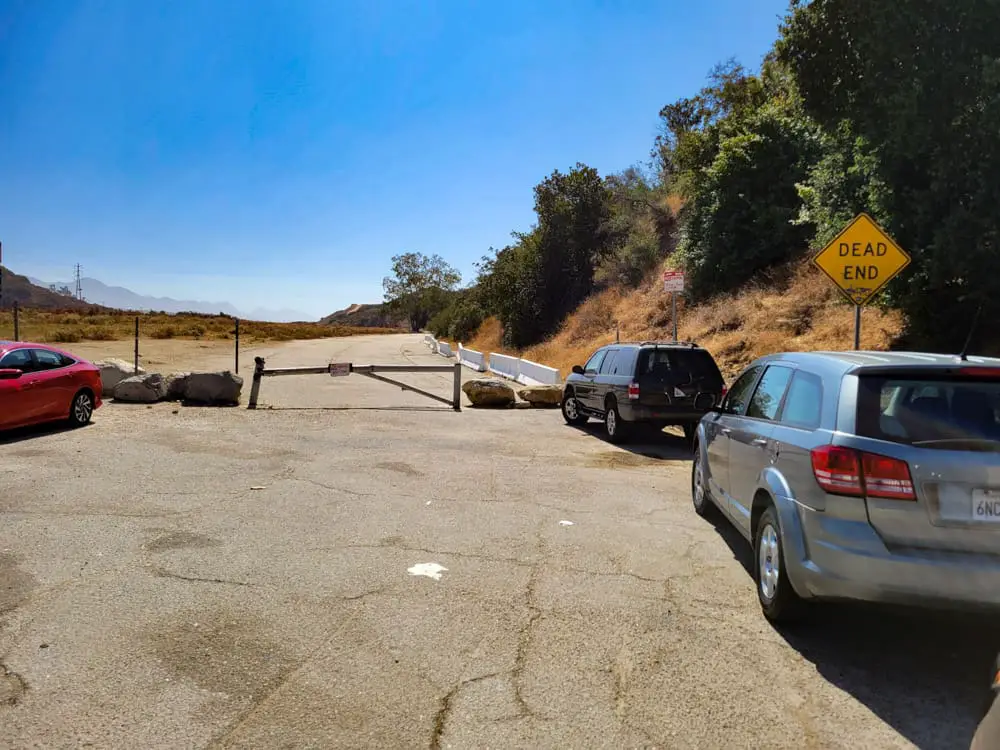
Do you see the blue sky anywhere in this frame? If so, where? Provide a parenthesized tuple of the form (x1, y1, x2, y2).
(0, 0, 790, 319)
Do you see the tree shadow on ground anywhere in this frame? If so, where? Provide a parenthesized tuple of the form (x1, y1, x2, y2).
(704, 505, 995, 749)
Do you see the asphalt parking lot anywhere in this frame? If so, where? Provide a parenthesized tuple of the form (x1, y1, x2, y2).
(1, 334, 995, 749)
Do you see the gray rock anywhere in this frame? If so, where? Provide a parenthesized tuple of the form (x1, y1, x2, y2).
(94, 358, 144, 397)
(114, 373, 167, 403)
(164, 373, 191, 401)
(183, 371, 243, 405)
(517, 384, 563, 407)
(462, 378, 516, 408)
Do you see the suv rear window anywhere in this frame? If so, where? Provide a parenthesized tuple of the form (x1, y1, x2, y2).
(857, 375, 1000, 448)
(637, 349, 722, 385)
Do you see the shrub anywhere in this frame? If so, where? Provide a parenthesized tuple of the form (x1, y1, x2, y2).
(83, 326, 116, 341)
(50, 329, 82, 343)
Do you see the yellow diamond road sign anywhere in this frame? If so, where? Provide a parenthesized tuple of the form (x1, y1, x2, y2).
(813, 213, 911, 306)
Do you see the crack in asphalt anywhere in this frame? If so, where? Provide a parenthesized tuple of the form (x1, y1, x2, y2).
(512, 563, 543, 721)
(341, 586, 391, 601)
(429, 671, 502, 749)
(0, 508, 193, 519)
(334, 542, 534, 568)
(511, 521, 548, 722)
(205, 608, 364, 750)
(291, 477, 379, 498)
(151, 567, 252, 587)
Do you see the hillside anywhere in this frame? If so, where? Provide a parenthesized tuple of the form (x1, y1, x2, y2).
(0, 267, 99, 310)
(321, 302, 404, 329)
(466, 259, 905, 380)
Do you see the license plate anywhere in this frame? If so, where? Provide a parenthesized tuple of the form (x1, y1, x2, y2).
(972, 489, 1000, 523)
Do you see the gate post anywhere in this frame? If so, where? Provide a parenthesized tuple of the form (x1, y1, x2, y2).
(453, 362, 462, 412)
(248, 356, 265, 409)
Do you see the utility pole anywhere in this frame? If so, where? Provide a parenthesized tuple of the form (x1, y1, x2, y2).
(74, 264, 84, 301)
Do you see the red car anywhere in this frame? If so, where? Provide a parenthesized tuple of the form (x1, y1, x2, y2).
(0, 341, 102, 431)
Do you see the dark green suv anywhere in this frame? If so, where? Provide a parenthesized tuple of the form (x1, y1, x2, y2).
(561, 342, 726, 443)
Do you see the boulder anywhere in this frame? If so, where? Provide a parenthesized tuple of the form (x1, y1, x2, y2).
(462, 378, 516, 408)
(114, 373, 167, 403)
(517, 384, 563, 407)
(164, 373, 191, 401)
(183, 371, 243, 405)
(94, 358, 144, 397)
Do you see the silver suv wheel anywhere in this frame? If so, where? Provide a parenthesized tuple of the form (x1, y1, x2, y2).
(758, 522, 780, 602)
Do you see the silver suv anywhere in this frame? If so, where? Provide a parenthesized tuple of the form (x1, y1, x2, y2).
(692, 351, 1000, 622)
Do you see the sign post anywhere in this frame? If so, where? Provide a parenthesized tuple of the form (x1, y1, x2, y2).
(812, 214, 910, 350)
(662, 270, 685, 343)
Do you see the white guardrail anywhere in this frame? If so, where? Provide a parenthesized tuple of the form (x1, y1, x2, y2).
(457, 343, 487, 372)
(425, 334, 559, 384)
(489, 352, 560, 386)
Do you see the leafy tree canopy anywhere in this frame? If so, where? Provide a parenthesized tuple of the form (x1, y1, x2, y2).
(382, 252, 461, 332)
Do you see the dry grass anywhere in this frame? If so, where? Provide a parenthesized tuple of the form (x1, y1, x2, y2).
(0, 308, 395, 345)
(459, 259, 906, 381)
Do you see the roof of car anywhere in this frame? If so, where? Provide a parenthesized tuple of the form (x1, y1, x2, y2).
(761, 350, 1000, 373)
(610, 341, 703, 349)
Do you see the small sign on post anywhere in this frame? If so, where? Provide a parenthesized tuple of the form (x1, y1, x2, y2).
(662, 270, 685, 343)
(329, 362, 351, 377)
(813, 214, 910, 350)
(662, 270, 685, 293)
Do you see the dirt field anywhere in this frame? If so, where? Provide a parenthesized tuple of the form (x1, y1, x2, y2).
(67, 337, 291, 374)
(0, 334, 992, 749)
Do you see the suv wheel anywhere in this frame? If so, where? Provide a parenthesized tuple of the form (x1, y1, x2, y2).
(691, 446, 715, 518)
(754, 506, 803, 623)
(561, 390, 589, 426)
(604, 397, 630, 444)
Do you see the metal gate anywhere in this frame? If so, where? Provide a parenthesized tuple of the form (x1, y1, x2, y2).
(246, 356, 462, 411)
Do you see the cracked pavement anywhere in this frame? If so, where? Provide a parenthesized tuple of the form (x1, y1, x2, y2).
(0, 334, 994, 749)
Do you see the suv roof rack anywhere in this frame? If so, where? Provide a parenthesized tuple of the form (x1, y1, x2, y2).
(638, 340, 700, 348)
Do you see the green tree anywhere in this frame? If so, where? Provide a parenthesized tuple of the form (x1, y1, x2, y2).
(598, 167, 676, 287)
(382, 252, 461, 332)
(658, 60, 822, 299)
(779, 0, 1000, 348)
(428, 288, 486, 342)
(477, 163, 616, 348)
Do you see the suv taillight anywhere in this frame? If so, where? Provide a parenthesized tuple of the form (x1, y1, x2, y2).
(627, 382, 640, 400)
(860, 453, 915, 500)
(810, 446, 915, 500)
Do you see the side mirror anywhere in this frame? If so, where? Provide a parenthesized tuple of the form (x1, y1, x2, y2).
(0, 368, 23, 380)
(571, 365, 585, 376)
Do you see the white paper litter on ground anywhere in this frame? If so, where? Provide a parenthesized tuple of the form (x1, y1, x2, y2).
(408, 562, 448, 580)
(559, 520, 575, 526)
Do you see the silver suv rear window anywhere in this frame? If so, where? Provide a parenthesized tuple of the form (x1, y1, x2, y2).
(857, 375, 1000, 448)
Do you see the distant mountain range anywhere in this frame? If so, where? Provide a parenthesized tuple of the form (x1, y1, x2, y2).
(28, 275, 311, 322)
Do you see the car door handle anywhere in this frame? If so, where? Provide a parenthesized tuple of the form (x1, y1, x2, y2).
(720, 427, 732, 435)
(751, 438, 768, 447)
